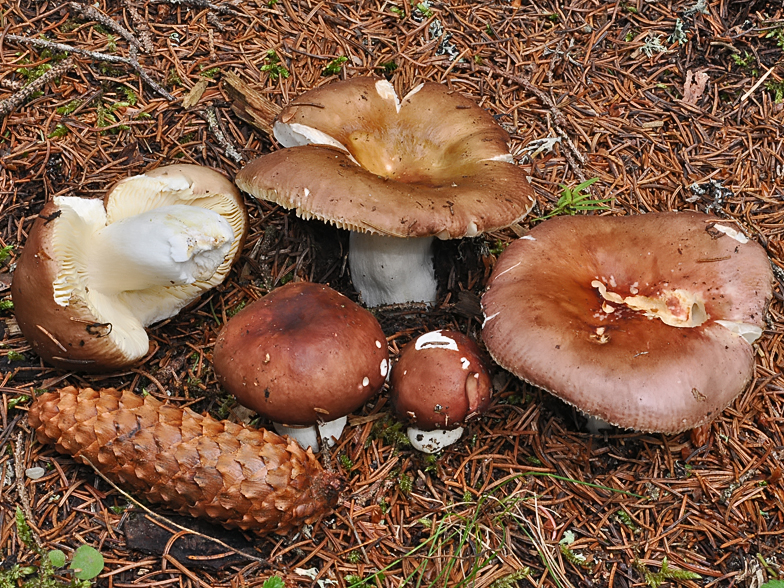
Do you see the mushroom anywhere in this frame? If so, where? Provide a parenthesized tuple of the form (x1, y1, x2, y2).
(390, 330, 492, 453)
(11, 164, 247, 371)
(212, 281, 390, 450)
(481, 212, 774, 433)
(234, 77, 535, 307)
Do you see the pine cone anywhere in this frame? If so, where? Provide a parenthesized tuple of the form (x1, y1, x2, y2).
(29, 387, 344, 534)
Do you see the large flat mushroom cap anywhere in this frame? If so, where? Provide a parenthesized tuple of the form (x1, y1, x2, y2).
(235, 77, 535, 239)
(481, 212, 774, 433)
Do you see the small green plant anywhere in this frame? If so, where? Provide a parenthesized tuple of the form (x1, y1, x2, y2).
(539, 178, 610, 219)
(623, 3, 639, 14)
(369, 415, 411, 447)
(398, 472, 413, 495)
(120, 86, 137, 105)
(266, 0, 278, 6)
(49, 124, 69, 138)
(625, 30, 636, 42)
(322, 56, 348, 76)
(559, 530, 590, 567)
(7, 350, 25, 362)
(56, 100, 82, 116)
(731, 51, 755, 69)
(765, 28, 784, 50)
(261, 577, 285, 588)
(766, 79, 784, 103)
(377, 61, 398, 75)
(200, 66, 220, 79)
(105, 33, 116, 53)
(260, 50, 290, 82)
(615, 509, 639, 533)
(635, 556, 701, 588)
(8, 394, 29, 409)
(547, 13, 559, 22)
(0, 507, 104, 588)
(412, 1, 433, 18)
(167, 68, 182, 87)
(339, 453, 353, 471)
(389, 6, 404, 17)
(489, 569, 530, 588)
(0, 298, 14, 311)
(0, 244, 13, 263)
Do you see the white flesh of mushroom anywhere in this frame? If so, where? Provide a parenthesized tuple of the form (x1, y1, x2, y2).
(88, 205, 233, 293)
(273, 416, 348, 452)
(407, 425, 464, 454)
(349, 232, 437, 307)
(51, 196, 234, 358)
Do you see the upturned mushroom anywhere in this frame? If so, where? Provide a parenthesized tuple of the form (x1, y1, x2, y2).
(390, 330, 492, 453)
(11, 164, 247, 371)
(481, 212, 773, 433)
(212, 281, 390, 450)
(234, 77, 535, 307)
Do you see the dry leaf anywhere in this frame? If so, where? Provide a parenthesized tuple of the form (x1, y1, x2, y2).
(182, 78, 209, 109)
(682, 70, 709, 105)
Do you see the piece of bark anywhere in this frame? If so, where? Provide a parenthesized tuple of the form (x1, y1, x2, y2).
(29, 387, 344, 534)
(222, 71, 281, 137)
(123, 510, 257, 571)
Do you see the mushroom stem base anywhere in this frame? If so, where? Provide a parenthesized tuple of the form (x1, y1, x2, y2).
(273, 416, 348, 452)
(407, 426, 464, 454)
(349, 232, 437, 307)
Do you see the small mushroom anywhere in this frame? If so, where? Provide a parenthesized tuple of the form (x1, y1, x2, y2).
(235, 77, 535, 307)
(11, 164, 247, 371)
(213, 281, 390, 450)
(481, 212, 774, 433)
(390, 330, 492, 453)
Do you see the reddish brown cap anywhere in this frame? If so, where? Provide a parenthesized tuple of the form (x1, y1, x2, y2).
(390, 330, 492, 430)
(235, 77, 534, 239)
(481, 212, 773, 433)
(213, 282, 390, 425)
(11, 164, 247, 372)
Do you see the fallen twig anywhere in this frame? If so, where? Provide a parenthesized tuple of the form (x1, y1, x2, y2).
(69, 2, 145, 53)
(3, 35, 174, 101)
(198, 105, 243, 163)
(123, 0, 155, 53)
(0, 57, 75, 120)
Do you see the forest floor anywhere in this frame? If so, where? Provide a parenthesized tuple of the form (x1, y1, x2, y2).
(1, 0, 784, 587)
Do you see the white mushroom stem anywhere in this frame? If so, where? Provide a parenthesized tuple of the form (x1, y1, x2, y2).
(273, 416, 348, 452)
(349, 232, 437, 307)
(87, 205, 233, 294)
(407, 426, 464, 454)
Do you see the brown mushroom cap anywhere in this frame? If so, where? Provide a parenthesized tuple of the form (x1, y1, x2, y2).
(235, 77, 534, 239)
(11, 164, 247, 372)
(213, 282, 390, 426)
(390, 330, 492, 430)
(481, 212, 773, 433)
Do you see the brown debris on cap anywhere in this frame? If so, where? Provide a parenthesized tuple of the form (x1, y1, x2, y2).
(481, 212, 774, 433)
(213, 281, 390, 426)
(235, 77, 535, 239)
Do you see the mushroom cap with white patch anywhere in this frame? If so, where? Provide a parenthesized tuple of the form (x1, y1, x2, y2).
(235, 77, 535, 240)
(213, 281, 390, 426)
(481, 212, 773, 433)
(390, 330, 492, 431)
(11, 164, 247, 371)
